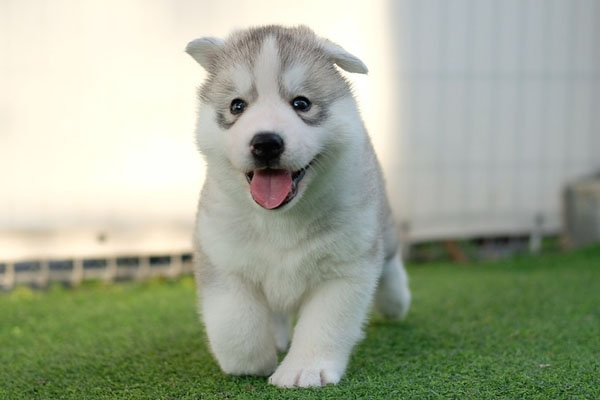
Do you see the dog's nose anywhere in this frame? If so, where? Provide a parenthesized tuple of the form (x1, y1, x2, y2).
(250, 132, 284, 162)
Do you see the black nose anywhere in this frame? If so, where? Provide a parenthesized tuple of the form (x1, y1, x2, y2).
(250, 132, 284, 162)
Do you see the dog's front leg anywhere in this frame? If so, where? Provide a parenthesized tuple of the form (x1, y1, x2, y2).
(202, 276, 278, 376)
(269, 275, 376, 388)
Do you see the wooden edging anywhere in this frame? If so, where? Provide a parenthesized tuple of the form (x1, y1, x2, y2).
(0, 252, 194, 291)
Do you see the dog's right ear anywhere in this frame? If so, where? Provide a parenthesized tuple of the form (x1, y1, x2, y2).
(185, 37, 225, 70)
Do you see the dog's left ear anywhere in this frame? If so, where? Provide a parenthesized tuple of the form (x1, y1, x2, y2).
(186, 37, 225, 70)
(321, 39, 368, 74)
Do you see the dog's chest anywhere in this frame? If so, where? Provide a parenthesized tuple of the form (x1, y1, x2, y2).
(198, 210, 337, 310)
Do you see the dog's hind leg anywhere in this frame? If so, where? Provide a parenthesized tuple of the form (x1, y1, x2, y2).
(374, 252, 411, 320)
(272, 312, 291, 352)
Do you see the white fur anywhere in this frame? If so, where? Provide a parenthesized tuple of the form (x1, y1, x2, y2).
(188, 26, 410, 388)
(226, 65, 254, 97)
(254, 37, 281, 99)
(281, 64, 307, 93)
(375, 254, 412, 319)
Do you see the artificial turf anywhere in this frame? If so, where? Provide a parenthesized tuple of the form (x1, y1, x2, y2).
(1, 246, 599, 399)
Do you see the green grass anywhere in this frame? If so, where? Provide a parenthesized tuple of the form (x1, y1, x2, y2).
(1, 246, 599, 399)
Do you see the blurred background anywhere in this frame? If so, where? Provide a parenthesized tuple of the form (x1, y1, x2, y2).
(1, 0, 599, 287)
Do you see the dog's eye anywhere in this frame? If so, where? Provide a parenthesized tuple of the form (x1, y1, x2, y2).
(291, 96, 311, 112)
(230, 98, 247, 115)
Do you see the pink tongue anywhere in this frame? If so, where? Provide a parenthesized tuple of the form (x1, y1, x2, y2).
(250, 169, 293, 209)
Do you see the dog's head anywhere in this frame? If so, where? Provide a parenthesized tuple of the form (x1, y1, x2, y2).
(187, 25, 367, 210)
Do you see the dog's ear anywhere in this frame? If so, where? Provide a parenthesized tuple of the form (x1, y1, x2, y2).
(186, 37, 225, 70)
(321, 39, 368, 74)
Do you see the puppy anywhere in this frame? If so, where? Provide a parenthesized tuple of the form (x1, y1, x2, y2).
(186, 25, 411, 388)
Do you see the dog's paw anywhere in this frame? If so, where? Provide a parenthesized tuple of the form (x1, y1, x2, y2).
(268, 360, 342, 388)
(217, 346, 277, 377)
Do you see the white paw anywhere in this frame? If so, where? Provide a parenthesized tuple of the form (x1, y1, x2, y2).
(268, 360, 342, 388)
(218, 347, 277, 377)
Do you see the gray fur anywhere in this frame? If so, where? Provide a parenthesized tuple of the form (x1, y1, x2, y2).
(191, 26, 359, 128)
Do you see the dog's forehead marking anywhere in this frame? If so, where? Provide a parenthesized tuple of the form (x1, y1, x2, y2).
(253, 35, 281, 99)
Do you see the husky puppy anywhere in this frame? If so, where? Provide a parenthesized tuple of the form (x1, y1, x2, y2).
(186, 25, 411, 388)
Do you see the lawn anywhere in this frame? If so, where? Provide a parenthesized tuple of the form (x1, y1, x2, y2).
(1, 246, 599, 399)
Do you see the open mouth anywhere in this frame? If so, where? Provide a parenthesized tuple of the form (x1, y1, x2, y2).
(245, 165, 309, 210)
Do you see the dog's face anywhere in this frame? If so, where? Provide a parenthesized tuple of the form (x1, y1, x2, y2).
(187, 26, 367, 210)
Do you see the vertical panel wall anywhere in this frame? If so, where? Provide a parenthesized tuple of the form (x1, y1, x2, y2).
(386, 0, 600, 241)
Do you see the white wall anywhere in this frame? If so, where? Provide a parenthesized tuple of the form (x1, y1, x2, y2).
(1, 0, 599, 257)
(0, 0, 392, 232)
